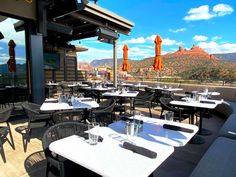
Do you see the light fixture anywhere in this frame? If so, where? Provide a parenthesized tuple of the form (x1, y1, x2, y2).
(96, 27, 118, 44)
(0, 32, 4, 40)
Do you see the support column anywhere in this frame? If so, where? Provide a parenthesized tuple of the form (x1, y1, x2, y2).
(29, 34, 45, 104)
(113, 40, 117, 87)
(64, 49, 67, 81)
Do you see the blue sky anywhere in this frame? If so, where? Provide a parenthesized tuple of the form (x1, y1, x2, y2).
(0, 0, 235, 64)
(0, 18, 26, 64)
(73, 0, 236, 62)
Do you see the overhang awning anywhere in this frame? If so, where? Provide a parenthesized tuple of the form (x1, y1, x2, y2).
(46, 0, 134, 42)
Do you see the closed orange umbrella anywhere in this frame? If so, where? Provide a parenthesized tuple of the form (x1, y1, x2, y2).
(122, 44, 130, 71)
(7, 40, 16, 72)
(153, 35, 163, 71)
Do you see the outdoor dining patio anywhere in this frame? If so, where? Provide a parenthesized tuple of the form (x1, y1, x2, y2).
(1, 81, 235, 177)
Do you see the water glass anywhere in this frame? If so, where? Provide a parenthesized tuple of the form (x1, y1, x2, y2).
(165, 111, 174, 123)
(125, 121, 139, 140)
(88, 122, 100, 145)
(133, 110, 142, 119)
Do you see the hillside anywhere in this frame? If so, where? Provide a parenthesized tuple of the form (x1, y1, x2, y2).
(213, 52, 236, 63)
(90, 58, 123, 68)
(88, 45, 236, 82)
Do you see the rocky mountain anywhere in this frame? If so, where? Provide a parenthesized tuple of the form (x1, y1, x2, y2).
(163, 45, 219, 61)
(88, 45, 236, 82)
(213, 53, 236, 63)
(90, 58, 123, 68)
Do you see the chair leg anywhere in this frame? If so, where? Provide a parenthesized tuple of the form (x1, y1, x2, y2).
(59, 162, 66, 177)
(148, 105, 152, 117)
(0, 140, 6, 163)
(45, 162, 50, 177)
(7, 122, 15, 150)
(24, 122, 31, 152)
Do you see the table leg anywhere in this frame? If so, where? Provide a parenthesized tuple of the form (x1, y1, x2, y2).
(197, 109, 212, 136)
(189, 109, 205, 144)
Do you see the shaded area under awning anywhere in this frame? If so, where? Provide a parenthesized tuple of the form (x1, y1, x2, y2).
(45, 0, 134, 43)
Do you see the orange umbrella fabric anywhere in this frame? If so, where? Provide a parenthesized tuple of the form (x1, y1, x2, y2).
(7, 40, 16, 72)
(153, 35, 163, 71)
(122, 44, 130, 71)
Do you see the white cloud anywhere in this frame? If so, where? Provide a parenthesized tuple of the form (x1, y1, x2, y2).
(169, 28, 186, 33)
(146, 35, 156, 42)
(212, 36, 222, 41)
(184, 5, 214, 21)
(213, 4, 234, 16)
(162, 38, 177, 45)
(198, 41, 236, 54)
(122, 37, 146, 44)
(183, 4, 233, 21)
(0, 18, 25, 46)
(193, 35, 208, 41)
(77, 44, 155, 62)
(77, 46, 114, 62)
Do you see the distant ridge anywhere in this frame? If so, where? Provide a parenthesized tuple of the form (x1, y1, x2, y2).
(90, 58, 123, 68)
(213, 52, 236, 63)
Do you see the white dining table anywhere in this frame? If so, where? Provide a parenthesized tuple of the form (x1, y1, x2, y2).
(149, 86, 183, 92)
(197, 91, 220, 96)
(102, 91, 139, 98)
(170, 99, 221, 142)
(49, 127, 174, 177)
(109, 116, 198, 147)
(132, 84, 149, 88)
(82, 86, 116, 91)
(40, 98, 99, 111)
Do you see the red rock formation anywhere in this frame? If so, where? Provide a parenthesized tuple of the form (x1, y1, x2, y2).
(163, 45, 219, 61)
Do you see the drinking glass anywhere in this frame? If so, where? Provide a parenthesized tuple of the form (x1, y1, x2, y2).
(165, 111, 174, 124)
(88, 122, 100, 145)
(125, 121, 139, 141)
(133, 110, 142, 119)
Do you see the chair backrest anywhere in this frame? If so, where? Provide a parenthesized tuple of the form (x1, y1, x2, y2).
(42, 122, 87, 158)
(22, 102, 50, 122)
(99, 98, 114, 108)
(94, 99, 116, 114)
(52, 109, 85, 124)
(0, 106, 13, 123)
(159, 97, 174, 111)
(136, 91, 154, 101)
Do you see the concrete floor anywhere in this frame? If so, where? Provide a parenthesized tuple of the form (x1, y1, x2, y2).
(0, 105, 225, 177)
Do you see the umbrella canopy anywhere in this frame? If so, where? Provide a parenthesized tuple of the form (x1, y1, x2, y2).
(153, 35, 163, 71)
(7, 40, 16, 72)
(122, 44, 130, 71)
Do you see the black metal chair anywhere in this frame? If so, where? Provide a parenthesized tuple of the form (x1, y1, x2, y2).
(159, 97, 192, 122)
(0, 106, 15, 163)
(90, 99, 116, 126)
(42, 122, 99, 177)
(21, 102, 52, 152)
(133, 91, 155, 117)
(52, 109, 85, 124)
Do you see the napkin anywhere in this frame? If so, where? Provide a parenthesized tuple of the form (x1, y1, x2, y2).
(200, 100, 215, 104)
(122, 142, 157, 159)
(44, 98, 58, 103)
(163, 124, 194, 133)
(80, 98, 93, 102)
(77, 132, 103, 142)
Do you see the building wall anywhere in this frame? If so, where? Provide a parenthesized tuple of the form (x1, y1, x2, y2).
(0, 0, 36, 20)
(45, 52, 86, 82)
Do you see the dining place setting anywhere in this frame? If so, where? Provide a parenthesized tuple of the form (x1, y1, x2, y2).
(40, 94, 99, 112)
(47, 107, 198, 177)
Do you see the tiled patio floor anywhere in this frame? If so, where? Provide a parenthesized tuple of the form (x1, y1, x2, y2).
(0, 105, 225, 177)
